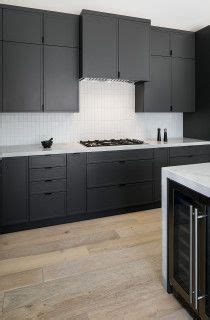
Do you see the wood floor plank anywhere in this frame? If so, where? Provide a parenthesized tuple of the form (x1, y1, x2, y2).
(0, 268, 43, 293)
(0, 246, 89, 276)
(0, 229, 119, 260)
(0, 209, 192, 320)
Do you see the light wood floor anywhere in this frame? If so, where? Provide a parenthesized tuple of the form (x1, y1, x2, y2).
(0, 208, 192, 320)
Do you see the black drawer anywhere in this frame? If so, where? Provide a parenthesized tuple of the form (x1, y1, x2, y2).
(30, 179, 66, 194)
(87, 149, 154, 163)
(169, 145, 210, 158)
(29, 154, 66, 168)
(30, 166, 66, 181)
(30, 192, 66, 221)
(170, 154, 210, 166)
(87, 182, 153, 212)
(87, 159, 153, 188)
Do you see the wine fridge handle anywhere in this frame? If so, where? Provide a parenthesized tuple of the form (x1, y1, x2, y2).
(194, 208, 207, 310)
(189, 205, 193, 304)
(195, 208, 198, 310)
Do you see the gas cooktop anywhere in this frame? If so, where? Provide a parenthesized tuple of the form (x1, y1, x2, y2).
(80, 139, 144, 147)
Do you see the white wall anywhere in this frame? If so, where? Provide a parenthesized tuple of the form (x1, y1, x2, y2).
(0, 81, 183, 146)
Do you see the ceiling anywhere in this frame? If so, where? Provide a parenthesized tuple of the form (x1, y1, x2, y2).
(1, 0, 209, 31)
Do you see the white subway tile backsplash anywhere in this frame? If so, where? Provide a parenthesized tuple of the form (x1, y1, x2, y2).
(0, 80, 183, 146)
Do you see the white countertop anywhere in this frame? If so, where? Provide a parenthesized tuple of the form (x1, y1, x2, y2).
(0, 138, 210, 159)
(162, 162, 210, 291)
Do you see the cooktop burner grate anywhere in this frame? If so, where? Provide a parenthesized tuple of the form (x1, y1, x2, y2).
(80, 139, 144, 147)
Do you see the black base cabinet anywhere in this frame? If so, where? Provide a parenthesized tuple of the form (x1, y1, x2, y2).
(1, 146, 210, 233)
(67, 153, 86, 215)
(1, 157, 29, 226)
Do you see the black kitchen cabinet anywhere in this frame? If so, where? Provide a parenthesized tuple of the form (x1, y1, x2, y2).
(135, 56, 171, 112)
(0, 42, 2, 112)
(44, 12, 79, 47)
(172, 58, 195, 112)
(0, 9, 2, 40)
(80, 12, 118, 79)
(171, 31, 195, 59)
(30, 192, 66, 221)
(3, 42, 43, 112)
(151, 27, 170, 56)
(67, 153, 86, 215)
(87, 159, 153, 188)
(80, 10, 150, 82)
(44, 46, 78, 112)
(87, 182, 153, 212)
(3, 8, 42, 44)
(118, 19, 150, 82)
(1, 157, 28, 226)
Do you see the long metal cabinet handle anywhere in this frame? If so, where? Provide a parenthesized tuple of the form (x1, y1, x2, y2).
(194, 208, 207, 311)
(189, 205, 193, 304)
(194, 208, 198, 310)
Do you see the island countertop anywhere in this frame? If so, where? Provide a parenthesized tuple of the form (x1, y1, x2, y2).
(162, 162, 210, 290)
(0, 138, 210, 159)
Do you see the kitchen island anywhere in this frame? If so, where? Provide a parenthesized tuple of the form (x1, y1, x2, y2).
(162, 162, 210, 319)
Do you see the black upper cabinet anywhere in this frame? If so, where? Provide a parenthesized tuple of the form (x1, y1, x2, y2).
(1, 157, 28, 226)
(118, 19, 150, 82)
(80, 10, 151, 82)
(3, 8, 42, 44)
(44, 46, 78, 112)
(3, 42, 43, 112)
(172, 58, 195, 112)
(44, 12, 79, 47)
(136, 55, 171, 112)
(151, 27, 170, 56)
(0, 9, 2, 40)
(171, 31, 195, 59)
(0, 42, 2, 112)
(67, 153, 86, 215)
(81, 12, 118, 79)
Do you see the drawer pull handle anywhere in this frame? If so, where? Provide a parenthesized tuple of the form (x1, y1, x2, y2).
(44, 192, 52, 195)
(45, 179, 53, 182)
(119, 161, 125, 164)
(45, 167, 53, 169)
(119, 183, 126, 187)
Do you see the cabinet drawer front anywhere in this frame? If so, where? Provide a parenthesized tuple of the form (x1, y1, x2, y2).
(169, 145, 210, 158)
(30, 179, 66, 194)
(87, 182, 153, 212)
(87, 149, 154, 163)
(30, 167, 66, 181)
(29, 154, 66, 168)
(170, 154, 210, 166)
(87, 160, 153, 188)
(30, 192, 66, 221)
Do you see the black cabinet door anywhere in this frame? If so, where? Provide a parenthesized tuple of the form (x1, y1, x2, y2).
(151, 27, 170, 56)
(118, 19, 150, 82)
(3, 42, 43, 112)
(172, 58, 195, 112)
(81, 13, 118, 79)
(44, 46, 78, 112)
(143, 56, 171, 112)
(171, 31, 195, 59)
(3, 8, 42, 44)
(67, 153, 86, 215)
(0, 42, 2, 112)
(1, 157, 28, 226)
(0, 8, 2, 40)
(44, 12, 79, 47)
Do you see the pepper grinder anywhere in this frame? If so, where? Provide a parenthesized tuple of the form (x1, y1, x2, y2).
(164, 128, 168, 143)
(157, 128, 161, 142)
